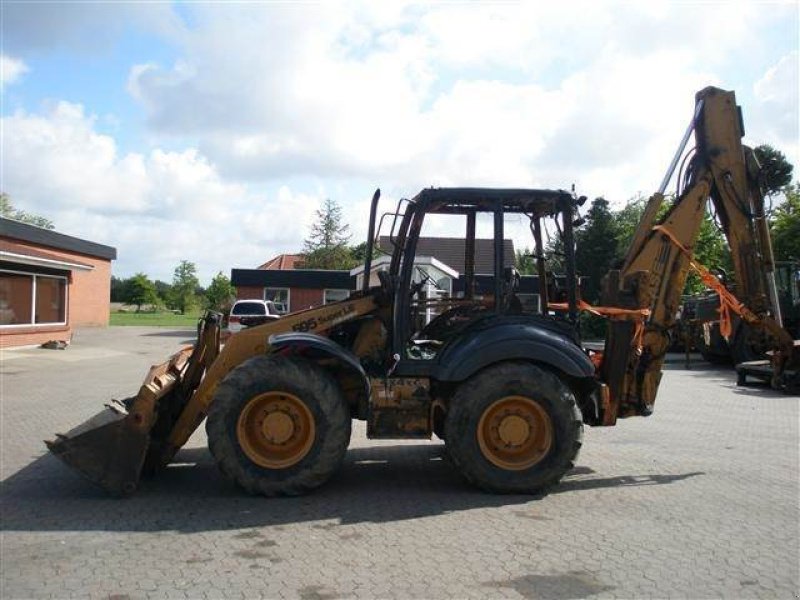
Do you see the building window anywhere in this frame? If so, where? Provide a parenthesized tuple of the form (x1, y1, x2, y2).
(0, 270, 67, 326)
(264, 287, 290, 314)
(323, 289, 350, 304)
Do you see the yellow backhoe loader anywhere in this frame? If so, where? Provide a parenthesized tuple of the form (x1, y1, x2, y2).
(47, 87, 799, 497)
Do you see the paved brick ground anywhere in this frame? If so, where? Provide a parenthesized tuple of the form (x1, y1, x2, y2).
(1, 327, 798, 599)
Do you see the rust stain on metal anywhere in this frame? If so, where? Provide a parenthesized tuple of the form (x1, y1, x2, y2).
(368, 378, 431, 438)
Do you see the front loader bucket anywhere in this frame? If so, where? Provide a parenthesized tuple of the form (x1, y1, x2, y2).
(45, 311, 223, 496)
(46, 406, 149, 496)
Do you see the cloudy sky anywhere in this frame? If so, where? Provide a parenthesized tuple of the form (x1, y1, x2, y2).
(2, 2, 797, 283)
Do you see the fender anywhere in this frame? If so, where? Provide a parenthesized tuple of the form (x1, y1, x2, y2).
(268, 332, 370, 399)
(435, 319, 595, 382)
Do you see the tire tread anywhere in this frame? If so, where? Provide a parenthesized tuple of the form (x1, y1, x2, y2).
(206, 354, 350, 496)
(444, 361, 583, 494)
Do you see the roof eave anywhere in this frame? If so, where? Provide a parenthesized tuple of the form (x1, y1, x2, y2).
(0, 250, 94, 271)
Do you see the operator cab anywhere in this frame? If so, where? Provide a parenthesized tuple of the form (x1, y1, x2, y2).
(367, 187, 585, 375)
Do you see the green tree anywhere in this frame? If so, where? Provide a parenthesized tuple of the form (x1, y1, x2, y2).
(171, 260, 200, 314)
(349, 240, 390, 265)
(205, 271, 236, 312)
(128, 273, 159, 312)
(543, 235, 565, 274)
(772, 182, 800, 261)
(684, 212, 732, 294)
(0, 193, 55, 229)
(613, 195, 649, 253)
(303, 198, 356, 269)
(110, 275, 132, 303)
(515, 248, 535, 275)
(754, 145, 793, 198)
(153, 280, 172, 304)
(349, 241, 368, 263)
(575, 197, 619, 304)
(613, 194, 731, 294)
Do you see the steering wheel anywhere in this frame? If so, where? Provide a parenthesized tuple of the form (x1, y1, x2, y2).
(411, 267, 444, 297)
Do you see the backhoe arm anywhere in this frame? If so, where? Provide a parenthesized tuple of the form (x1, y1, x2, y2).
(600, 87, 794, 423)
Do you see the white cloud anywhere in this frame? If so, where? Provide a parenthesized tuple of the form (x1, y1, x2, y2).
(4, 102, 151, 214)
(1, 55, 28, 89)
(751, 52, 799, 167)
(1, 103, 322, 282)
(124, 2, 794, 204)
(419, 1, 763, 73)
(3, 3, 797, 282)
(754, 52, 798, 104)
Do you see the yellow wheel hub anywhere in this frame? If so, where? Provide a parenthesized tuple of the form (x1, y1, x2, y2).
(477, 395, 554, 470)
(262, 412, 294, 444)
(237, 391, 315, 469)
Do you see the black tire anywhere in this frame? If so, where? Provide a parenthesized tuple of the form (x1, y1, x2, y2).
(699, 348, 733, 366)
(695, 324, 733, 366)
(444, 362, 583, 494)
(206, 354, 351, 496)
(730, 322, 768, 365)
(784, 371, 800, 396)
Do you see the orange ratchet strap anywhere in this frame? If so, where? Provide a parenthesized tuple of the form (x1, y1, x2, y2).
(550, 300, 651, 351)
(652, 225, 759, 339)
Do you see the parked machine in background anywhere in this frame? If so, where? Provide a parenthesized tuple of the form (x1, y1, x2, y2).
(47, 87, 799, 498)
(685, 261, 800, 366)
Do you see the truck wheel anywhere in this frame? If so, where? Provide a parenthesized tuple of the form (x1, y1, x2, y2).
(206, 354, 351, 496)
(444, 362, 583, 494)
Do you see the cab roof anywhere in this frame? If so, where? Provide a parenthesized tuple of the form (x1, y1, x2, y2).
(409, 187, 578, 216)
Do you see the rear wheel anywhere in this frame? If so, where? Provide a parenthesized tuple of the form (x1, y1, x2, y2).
(206, 355, 351, 496)
(444, 362, 582, 494)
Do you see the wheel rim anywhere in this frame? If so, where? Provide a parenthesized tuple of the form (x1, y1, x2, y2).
(477, 395, 554, 470)
(236, 391, 315, 469)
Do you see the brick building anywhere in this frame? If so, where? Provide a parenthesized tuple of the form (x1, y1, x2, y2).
(232, 254, 351, 313)
(231, 239, 525, 315)
(1, 218, 116, 348)
(232, 268, 353, 314)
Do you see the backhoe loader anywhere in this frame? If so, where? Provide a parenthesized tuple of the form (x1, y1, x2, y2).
(47, 86, 799, 497)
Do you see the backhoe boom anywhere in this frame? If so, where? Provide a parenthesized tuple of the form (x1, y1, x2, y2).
(600, 87, 795, 422)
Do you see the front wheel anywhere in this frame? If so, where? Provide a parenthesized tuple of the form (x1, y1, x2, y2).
(206, 355, 351, 496)
(444, 362, 583, 494)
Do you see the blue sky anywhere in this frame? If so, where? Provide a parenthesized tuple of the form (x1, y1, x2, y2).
(2, 2, 798, 283)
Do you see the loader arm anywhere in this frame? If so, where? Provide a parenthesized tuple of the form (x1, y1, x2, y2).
(600, 86, 794, 423)
(161, 293, 379, 463)
(47, 293, 379, 494)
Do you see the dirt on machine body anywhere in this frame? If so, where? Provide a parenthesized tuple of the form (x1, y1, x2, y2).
(48, 87, 800, 497)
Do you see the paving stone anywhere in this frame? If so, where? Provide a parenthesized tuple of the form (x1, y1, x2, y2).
(1, 327, 798, 598)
